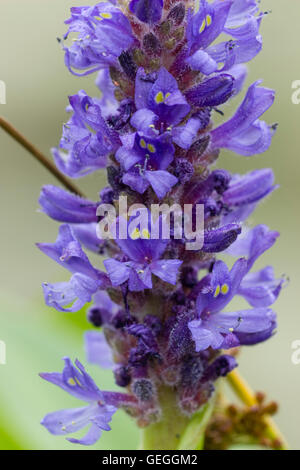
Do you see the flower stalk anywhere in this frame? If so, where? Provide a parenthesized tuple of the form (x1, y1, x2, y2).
(0, 116, 83, 197)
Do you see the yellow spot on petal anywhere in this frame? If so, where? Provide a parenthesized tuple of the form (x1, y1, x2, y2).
(206, 14, 212, 26)
(221, 283, 229, 295)
(61, 426, 67, 431)
(68, 378, 76, 386)
(147, 143, 156, 153)
(229, 327, 234, 333)
(100, 12, 112, 19)
(141, 228, 151, 239)
(155, 91, 165, 104)
(130, 228, 141, 240)
(140, 138, 147, 149)
(155, 91, 172, 104)
(199, 19, 206, 33)
(214, 285, 220, 298)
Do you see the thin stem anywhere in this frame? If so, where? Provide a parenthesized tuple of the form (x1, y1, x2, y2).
(227, 370, 289, 450)
(0, 116, 84, 197)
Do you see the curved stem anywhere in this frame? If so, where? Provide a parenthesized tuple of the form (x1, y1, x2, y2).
(227, 370, 289, 450)
(0, 116, 84, 197)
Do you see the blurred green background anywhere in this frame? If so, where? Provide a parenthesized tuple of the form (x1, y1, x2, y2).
(0, 0, 299, 450)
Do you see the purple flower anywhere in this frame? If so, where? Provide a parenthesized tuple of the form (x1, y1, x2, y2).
(237, 266, 285, 308)
(227, 224, 280, 271)
(135, 67, 190, 126)
(188, 259, 277, 351)
(211, 81, 275, 155)
(63, 2, 135, 76)
(223, 169, 276, 207)
(37, 225, 109, 312)
(104, 216, 182, 291)
(40, 358, 116, 445)
(221, 168, 277, 224)
(71, 223, 104, 254)
(39, 185, 98, 223)
(116, 131, 177, 198)
(53, 91, 119, 178)
(186, 0, 263, 75)
(129, 0, 163, 24)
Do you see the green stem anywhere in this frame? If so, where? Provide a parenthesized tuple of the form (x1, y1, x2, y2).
(141, 386, 190, 450)
(140, 386, 215, 450)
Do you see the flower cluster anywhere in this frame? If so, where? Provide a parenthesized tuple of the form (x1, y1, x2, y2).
(38, 0, 284, 446)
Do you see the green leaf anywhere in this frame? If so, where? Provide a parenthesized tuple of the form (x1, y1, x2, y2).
(177, 400, 215, 450)
(228, 444, 270, 450)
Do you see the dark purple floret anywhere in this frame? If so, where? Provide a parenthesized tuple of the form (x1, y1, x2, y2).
(112, 310, 136, 329)
(143, 33, 162, 57)
(87, 307, 103, 328)
(185, 74, 234, 108)
(203, 224, 241, 253)
(167, 3, 186, 26)
(119, 51, 138, 80)
(107, 99, 135, 131)
(115, 366, 132, 387)
(100, 187, 115, 205)
(129, 0, 163, 25)
(202, 355, 238, 382)
(180, 355, 205, 387)
(133, 378, 154, 402)
(181, 266, 198, 288)
(174, 159, 194, 184)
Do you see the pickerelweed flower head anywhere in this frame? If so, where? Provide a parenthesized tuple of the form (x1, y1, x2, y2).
(38, 0, 285, 447)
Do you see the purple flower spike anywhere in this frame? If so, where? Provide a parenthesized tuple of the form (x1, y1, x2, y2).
(38, 0, 284, 441)
(129, 0, 163, 24)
